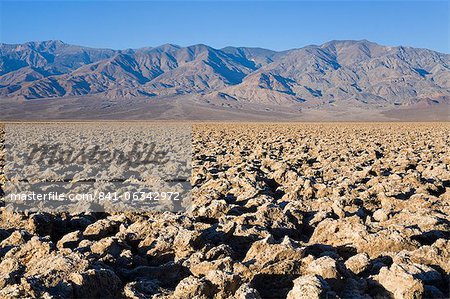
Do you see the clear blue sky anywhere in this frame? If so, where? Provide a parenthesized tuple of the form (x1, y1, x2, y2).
(1, 1, 449, 53)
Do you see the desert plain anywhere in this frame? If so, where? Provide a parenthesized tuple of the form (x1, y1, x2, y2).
(0, 122, 449, 299)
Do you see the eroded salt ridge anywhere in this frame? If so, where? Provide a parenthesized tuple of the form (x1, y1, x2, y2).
(0, 123, 449, 299)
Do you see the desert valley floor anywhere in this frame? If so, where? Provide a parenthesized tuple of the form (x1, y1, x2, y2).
(0, 122, 449, 299)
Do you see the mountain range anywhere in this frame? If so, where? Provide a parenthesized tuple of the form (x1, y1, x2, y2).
(0, 40, 449, 120)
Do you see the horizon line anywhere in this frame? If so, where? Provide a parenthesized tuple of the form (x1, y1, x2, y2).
(1, 38, 449, 54)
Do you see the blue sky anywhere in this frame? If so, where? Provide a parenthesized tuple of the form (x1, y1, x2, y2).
(1, 1, 449, 53)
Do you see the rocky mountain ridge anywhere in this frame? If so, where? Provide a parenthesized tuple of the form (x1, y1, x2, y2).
(1, 40, 449, 109)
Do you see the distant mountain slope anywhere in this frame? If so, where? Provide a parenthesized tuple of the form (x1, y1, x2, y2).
(216, 40, 450, 107)
(1, 40, 449, 110)
(0, 40, 115, 76)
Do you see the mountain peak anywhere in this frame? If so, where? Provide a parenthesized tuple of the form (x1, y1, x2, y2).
(322, 39, 380, 47)
(156, 43, 182, 50)
(25, 40, 66, 46)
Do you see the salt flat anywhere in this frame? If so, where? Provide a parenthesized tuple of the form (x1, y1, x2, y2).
(0, 122, 449, 298)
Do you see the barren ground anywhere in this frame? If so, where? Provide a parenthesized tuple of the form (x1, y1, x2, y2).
(1, 96, 449, 121)
(0, 122, 449, 299)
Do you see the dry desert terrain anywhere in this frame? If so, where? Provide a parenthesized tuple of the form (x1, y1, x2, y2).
(0, 122, 449, 299)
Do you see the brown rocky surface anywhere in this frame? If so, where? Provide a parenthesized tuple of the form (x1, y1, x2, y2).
(0, 122, 449, 298)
